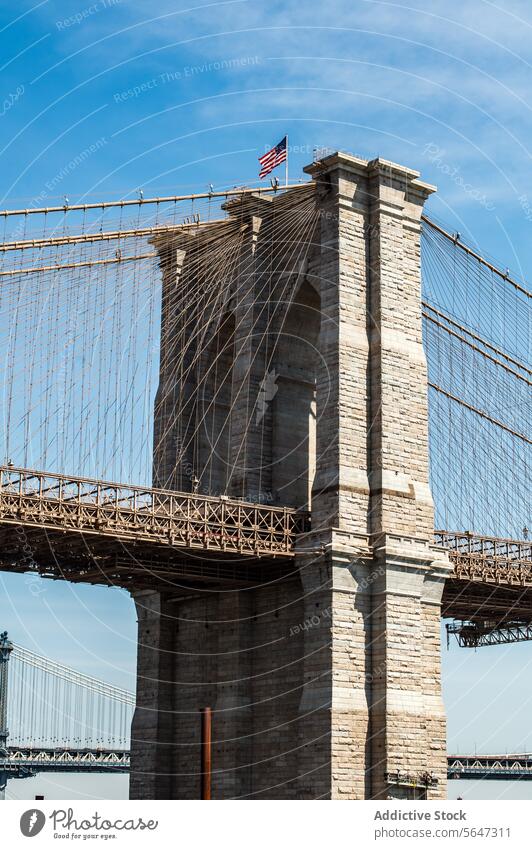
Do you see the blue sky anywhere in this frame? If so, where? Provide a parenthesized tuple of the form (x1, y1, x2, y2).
(1, 0, 532, 799)
(3, 0, 532, 276)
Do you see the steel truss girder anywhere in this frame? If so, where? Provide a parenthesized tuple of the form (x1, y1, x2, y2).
(446, 620, 532, 647)
(0, 465, 305, 561)
(0, 468, 530, 604)
(448, 755, 532, 780)
(0, 747, 129, 774)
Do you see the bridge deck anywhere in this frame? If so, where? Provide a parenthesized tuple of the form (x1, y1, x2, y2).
(1, 746, 130, 777)
(0, 466, 306, 587)
(3, 746, 529, 781)
(0, 467, 531, 613)
(448, 754, 532, 780)
(437, 531, 532, 625)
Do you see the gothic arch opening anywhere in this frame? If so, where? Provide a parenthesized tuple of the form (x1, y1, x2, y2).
(198, 311, 235, 495)
(271, 279, 321, 509)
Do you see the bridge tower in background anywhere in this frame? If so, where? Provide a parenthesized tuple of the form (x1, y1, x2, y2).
(130, 152, 452, 800)
(0, 632, 13, 800)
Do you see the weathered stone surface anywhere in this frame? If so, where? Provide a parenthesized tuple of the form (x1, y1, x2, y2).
(130, 152, 452, 800)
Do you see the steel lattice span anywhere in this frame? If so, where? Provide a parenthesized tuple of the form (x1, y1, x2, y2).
(0, 747, 130, 779)
(8, 745, 531, 783)
(1, 467, 530, 610)
(447, 755, 532, 780)
(0, 466, 306, 588)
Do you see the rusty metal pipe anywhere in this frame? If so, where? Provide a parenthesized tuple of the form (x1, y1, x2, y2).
(200, 707, 212, 800)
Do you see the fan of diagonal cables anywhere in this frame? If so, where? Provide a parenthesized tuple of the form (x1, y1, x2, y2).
(151, 184, 320, 496)
(421, 215, 531, 539)
(8, 642, 134, 749)
(0, 183, 318, 494)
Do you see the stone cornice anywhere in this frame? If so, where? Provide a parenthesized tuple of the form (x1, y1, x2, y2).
(304, 151, 436, 199)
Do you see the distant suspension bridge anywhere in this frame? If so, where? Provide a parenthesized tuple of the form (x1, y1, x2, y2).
(0, 631, 133, 798)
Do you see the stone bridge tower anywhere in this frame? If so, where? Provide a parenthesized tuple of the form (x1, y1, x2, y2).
(130, 151, 451, 800)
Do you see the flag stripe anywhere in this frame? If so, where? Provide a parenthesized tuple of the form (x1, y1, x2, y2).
(258, 136, 287, 179)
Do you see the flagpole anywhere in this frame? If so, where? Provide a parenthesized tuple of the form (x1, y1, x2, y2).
(285, 135, 289, 187)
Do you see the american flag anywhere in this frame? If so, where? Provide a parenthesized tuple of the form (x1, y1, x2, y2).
(258, 136, 287, 179)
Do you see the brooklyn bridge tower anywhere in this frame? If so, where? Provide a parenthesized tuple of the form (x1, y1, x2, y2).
(130, 151, 451, 800)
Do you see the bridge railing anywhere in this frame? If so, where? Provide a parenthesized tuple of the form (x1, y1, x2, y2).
(3, 466, 532, 573)
(0, 466, 307, 557)
(435, 530, 532, 584)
